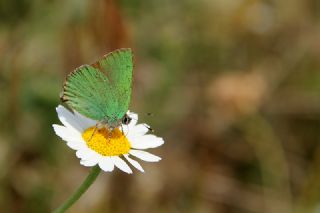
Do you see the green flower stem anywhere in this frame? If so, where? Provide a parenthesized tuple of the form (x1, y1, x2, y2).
(53, 166, 101, 213)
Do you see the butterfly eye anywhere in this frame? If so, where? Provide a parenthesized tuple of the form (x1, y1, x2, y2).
(122, 115, 132, 125)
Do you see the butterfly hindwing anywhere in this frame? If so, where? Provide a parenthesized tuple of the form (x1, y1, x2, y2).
(91, 48, 133, 121)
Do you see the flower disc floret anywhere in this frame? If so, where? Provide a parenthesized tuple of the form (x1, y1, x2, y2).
(82, 127, 131, 156)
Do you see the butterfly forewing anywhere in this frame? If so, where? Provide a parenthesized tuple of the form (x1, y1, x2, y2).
(62, 65, 116, 121)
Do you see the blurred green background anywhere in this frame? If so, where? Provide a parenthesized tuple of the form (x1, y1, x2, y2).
(1, 0, 320, 212)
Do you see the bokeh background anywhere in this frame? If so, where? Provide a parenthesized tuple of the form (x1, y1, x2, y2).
(1, 0, 320, 212)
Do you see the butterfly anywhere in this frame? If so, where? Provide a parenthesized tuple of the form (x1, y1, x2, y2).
(60, 48, 133, 130)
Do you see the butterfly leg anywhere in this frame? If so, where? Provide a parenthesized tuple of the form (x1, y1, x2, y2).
(107, 127, 115, 142)
(120, 125, 124, 135)
(88, 124, 98, 142)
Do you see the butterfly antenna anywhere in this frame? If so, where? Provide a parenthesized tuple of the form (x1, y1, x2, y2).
(145, 124, 154, 132)
(145, 112, 154, 132)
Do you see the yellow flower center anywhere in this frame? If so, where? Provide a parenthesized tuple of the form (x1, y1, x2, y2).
(82, 127, 131, 156)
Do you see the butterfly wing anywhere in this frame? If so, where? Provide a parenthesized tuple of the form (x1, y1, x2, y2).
(61, 48, 133, 124)
(91, 48, 133, 121)
(61, 65, 117, 121)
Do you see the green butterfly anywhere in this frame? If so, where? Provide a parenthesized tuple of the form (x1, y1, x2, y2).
(61, 48, 133, 129)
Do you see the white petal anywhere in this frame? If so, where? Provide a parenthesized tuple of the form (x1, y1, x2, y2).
(133, 124, 150, 136)
(111, 156, 132, 174)
(80, 160, 91, 167)
(74, 111, 97, 129)
(129, 150, 161, 162)
(56, 105, 84, 132)
(76, 148, 94, 160)
(52, 124, 83, 142)
(80, 156, 98, 167)
(125, 124, 149, 138)
(98, 157, 114, 172)
(129, 135, 164, 149)
(66, 140, 86, 150)
(124, 154, 144, 172)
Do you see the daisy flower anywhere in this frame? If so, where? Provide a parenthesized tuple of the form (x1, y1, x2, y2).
(52, 105, 164, 174)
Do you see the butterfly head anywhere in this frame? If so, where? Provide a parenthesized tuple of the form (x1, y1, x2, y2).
(122, 114, 132, 125)
(99, 113, 132, 131)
